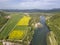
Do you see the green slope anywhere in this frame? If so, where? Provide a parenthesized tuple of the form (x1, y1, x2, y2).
(0, 14, 23, 39)
(46, 15, 60, 45)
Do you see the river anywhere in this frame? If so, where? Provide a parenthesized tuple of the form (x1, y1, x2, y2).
(30, 16, 49, 45)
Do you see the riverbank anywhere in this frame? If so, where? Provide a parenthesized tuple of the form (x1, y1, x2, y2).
(47, 31, 58, 45)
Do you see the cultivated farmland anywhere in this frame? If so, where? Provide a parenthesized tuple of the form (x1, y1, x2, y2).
(0, 14, 23, 39)
(0, 13, 35, 45)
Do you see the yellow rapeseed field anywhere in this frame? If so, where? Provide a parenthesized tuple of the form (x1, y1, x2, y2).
(9, 30, 26, 40)
(8, 15, 31, 40)
(17, 16, 31, 25)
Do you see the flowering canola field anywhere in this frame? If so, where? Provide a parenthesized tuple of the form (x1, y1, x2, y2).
(8, 15, 31, 40)
(9, 30, 26, 40)
(17, 16, 31, 25)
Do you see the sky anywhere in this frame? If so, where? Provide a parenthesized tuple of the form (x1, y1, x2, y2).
(0, 0, 60, 9)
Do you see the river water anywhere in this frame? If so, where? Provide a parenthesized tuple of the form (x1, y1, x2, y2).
(30, 16, 49, 45)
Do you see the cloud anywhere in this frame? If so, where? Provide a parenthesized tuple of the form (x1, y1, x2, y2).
(0, 0, 60, 9)
(12, 0, 60, 9)
(0, 0, 9, 2)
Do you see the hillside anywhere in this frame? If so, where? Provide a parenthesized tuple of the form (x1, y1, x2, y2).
(46, 15, 60, 45)
(0, 8, 60, 13)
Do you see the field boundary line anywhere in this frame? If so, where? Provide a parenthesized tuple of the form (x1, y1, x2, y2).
(0, 20, 10, 32)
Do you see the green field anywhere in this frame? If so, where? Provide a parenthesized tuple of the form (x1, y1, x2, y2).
(46, 15, 60, 45)
(0, 12, 8, 29)
(0, 42, 3, 45)
(0, 14, 23, 39)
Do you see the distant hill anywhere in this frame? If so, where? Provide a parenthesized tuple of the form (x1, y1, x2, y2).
(0, 8, 60, 13)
